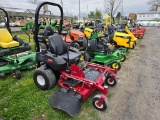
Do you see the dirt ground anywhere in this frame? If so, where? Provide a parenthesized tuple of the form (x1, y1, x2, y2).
(99, 27, 160, 120)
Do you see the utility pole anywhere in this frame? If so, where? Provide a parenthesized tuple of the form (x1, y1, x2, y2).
(120, 0, 123, 21)
(79, 0, 80, 20)
(87, 5, 89, 18)
(61, 0, 63, 9)
(122, 0, 123, 17)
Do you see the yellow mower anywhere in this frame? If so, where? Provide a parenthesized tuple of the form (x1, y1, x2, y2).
(103, 13, 136, 49)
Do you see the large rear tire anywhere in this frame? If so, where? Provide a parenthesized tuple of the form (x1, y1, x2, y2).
(33, 67, 56, 90)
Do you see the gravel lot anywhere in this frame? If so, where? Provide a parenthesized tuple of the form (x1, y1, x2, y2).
(99, 27, 160, 120)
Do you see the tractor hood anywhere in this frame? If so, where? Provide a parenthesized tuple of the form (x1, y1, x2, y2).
(115, 32, 131, 37)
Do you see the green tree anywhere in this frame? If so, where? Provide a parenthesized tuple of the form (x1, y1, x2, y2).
(88, 11, 95, 18)
(104, 0, 121, 23)
(73, 15, 78, 20)
(147, 0, 160, 11)
(94, 8, 102, 19)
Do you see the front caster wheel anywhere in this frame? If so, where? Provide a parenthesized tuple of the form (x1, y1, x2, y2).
(92, 94, 108, 111)
(132, 43, 135, 49)
(13, 70, 21, 79)
(120, 55, 126, 62)
(105, 76, 118, 87)
(111, 62, 121, 71)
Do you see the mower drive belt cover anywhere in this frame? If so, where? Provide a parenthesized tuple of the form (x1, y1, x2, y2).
(49, 88, 82, 117)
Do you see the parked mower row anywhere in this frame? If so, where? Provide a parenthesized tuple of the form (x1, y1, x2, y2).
(0, 1, 146, 118)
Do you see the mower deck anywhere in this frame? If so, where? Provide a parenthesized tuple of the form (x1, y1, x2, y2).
(49, 63, 117, 116)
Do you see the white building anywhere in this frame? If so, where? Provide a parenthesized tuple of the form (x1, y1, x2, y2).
(137, 11, 160, 21)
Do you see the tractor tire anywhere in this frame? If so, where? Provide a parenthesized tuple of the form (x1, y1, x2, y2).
(118, 47, 125, 50)
(105, 76, 118, 87)
(133, 41, 136, 45)
(72, 42, 80, 49)
(84, 52, 91, 62)
(13, 70, 21, 79)
(33, 67, 56, 90)
(80, 51, 91, 62)
(132, 43, 136, 49)
(92, 94, 108, 111)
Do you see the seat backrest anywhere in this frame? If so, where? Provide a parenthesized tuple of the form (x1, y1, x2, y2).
(0, 29, 12, 43)
(107, 24, 114, 34)
(44, 26, 54, 36)
(83, 39, 97, 51)
(48, 34, 68, 55)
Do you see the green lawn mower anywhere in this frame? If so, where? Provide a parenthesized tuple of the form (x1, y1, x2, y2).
(82, 38, 126, 70)
(82, 28, 126, 70)
(0, 8, 36, 79)
(84, 27, 127, 54)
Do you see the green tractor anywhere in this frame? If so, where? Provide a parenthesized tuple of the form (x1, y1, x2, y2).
(82, 28, 126, 70)
(82, 38, 126, 70)
(21, 21, 34, 31)
(0, 8, 36, 79)
(84, 27, 127, 54)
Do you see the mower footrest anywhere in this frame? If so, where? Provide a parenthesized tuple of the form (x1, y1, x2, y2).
(63, 78, 81, 87)
(49, 88, 82, 117)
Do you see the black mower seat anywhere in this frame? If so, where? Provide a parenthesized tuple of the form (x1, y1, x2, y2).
(44, 26, 54, 36)
(0, 29, 19, 48)
(109, 34, 114, 41)
(48, 34, 80, 64)
(83, 39, 97, 51)
(60, 51, 80, 64)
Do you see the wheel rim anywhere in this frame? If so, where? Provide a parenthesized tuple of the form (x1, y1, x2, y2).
(108, 78, 114, 85)
(112, 63, 119, 69)
(37, 75, 45, 86)
(121, 56, 125, 61)
(74, 43, 79, 49)
(80, 55, 84, 61)
(95, 100, 103, 109)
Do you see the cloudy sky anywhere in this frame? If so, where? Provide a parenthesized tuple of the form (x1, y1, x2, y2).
(13, 0, 149, 17)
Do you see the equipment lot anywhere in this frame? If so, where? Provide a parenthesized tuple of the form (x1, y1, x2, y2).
(100, 27, 160, 120)
(0, 27, 160, 120)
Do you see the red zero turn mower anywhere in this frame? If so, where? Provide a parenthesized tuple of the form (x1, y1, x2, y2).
(33, 2, 118, 117)
(132, 26, 146, 39)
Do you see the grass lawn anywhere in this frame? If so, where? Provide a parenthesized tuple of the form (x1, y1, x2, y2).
(0, 33, 101, 120)
(0, 70, 101, 120)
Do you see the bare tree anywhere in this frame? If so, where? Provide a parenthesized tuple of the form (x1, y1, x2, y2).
(104, 0, 121, 23)
(28, 0, 39, 4)
(147, 0, 160, 11)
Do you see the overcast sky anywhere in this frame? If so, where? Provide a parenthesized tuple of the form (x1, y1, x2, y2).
(13, 0, 149, 17)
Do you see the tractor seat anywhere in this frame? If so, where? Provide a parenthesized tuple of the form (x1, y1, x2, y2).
(0, 29, 19, 48)
(48, 34, 80, 64)
(109, 34, 114, 41)
(83, 39, 97, 51)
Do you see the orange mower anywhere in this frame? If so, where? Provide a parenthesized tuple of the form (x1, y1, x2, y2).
(62, 29, 86, 48)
